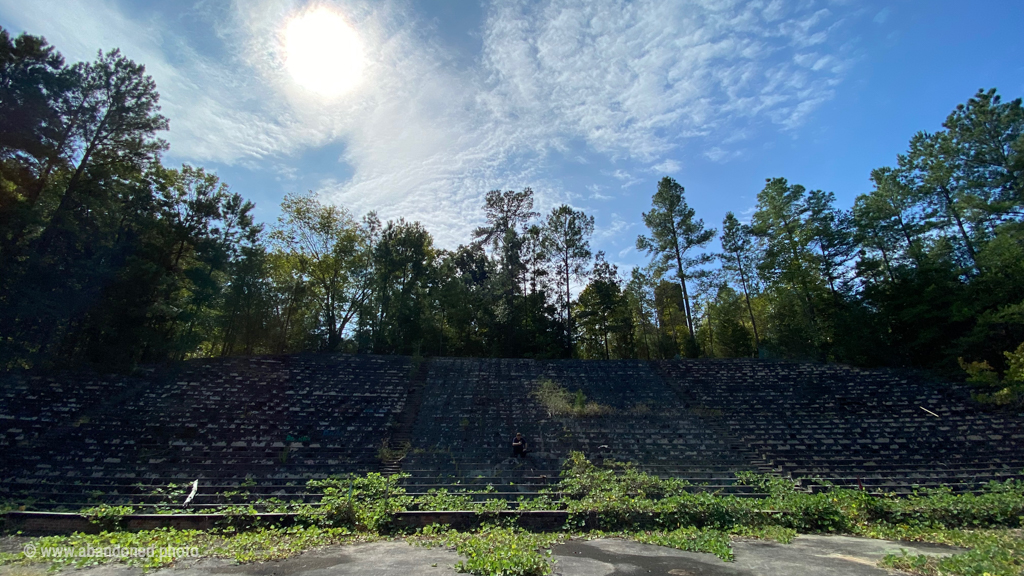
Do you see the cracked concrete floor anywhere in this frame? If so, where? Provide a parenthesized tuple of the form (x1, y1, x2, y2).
(0, 535, 960, 576)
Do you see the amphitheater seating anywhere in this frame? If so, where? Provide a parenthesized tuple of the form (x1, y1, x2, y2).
(0, 355, 411, 509)
(2, 355, 1022, 510)
(399, 358, 766, 501)
(657, 360, 1024, 493)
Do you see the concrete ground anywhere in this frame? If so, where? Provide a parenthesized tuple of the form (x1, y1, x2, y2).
(0, 535, 960, 576)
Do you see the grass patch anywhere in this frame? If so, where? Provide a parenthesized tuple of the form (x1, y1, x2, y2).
(0, 526, 378, 571)
(727, 525, 798, 543)
(531, 380, 613, 417)
(878, 530, 1023, 576)
(578, 528, 734, 560)
(414, 488, 476, 512)
(415, 524, 563, 576)
(378, 440, 411, 462)
(4, 453, 1024, 575)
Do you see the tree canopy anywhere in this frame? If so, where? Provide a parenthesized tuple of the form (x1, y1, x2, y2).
(2, 27, 1023, 383)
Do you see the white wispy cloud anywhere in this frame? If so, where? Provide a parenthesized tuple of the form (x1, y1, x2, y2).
(0, 0, 859, 248)
(481, 0, 854, 158)
(587, 184, 613, 200)
(704, 146, 743, 163)
(596, 214, 632, 240)
(604, 168, 640, 188)
(651, 159, 681, 173)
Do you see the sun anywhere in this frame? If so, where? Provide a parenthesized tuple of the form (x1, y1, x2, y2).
(284, 7, 364, 96)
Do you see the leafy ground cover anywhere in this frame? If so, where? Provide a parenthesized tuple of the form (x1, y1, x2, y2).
(0, 526, 378, 571)
(2, 453, 1022, 575)
(530, 380, 613, 417)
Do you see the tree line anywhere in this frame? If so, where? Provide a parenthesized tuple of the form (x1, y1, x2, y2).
(1, 29, 1022, 380)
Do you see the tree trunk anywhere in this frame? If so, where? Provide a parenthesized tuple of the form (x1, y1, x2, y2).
(564, 254, 573, 352)
(785, 226, 819, 328)
(672, 244, 694, 336)
(705, 298, 714, 357)
(939, 185, 977, 267)
(34, 111, 111, 256)
(818, 243, 838, 299)
(895, 213, 922, 267)
(602, 318, 610, 360)
(637, 297, 652, 360)
(736, 255, 760, 351)
(878, 241, 897, 284)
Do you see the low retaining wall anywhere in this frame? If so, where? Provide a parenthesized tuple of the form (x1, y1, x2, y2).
(4, 510, 571, 536)
(3, 512, 302, 535)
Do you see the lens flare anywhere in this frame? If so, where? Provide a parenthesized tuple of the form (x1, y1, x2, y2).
(284, 7, 364, 96)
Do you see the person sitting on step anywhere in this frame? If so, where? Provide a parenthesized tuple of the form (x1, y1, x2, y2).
(512, 432, 527, 458)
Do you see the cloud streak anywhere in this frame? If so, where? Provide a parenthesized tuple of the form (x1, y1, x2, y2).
(0, 0, 859, 247)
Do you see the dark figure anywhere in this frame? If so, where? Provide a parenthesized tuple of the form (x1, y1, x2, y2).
(512, 432, 527, 458)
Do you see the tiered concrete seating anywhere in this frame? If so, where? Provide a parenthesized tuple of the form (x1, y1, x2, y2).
(399, 358, 765, 502)
(0, 354, 411, 508)
(658, 360, 1024, 493)
(0, 372, 136, 448)
(5, 355, 1021, 509)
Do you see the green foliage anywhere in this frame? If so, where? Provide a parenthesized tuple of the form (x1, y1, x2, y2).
(576, 253, 635, 360)
(410, 488, 510, 514)
(636, 177, 717, 342)
(360, 218, 436, 355)
(4, 461, 1024, 575)
(733, 471, 798, 496)
(552, 454, 1024, 575)
(543, 204, 595, 352)
(720, 212, 762, 350)
(415, 489, 475, 512)
(300, 473, 411, 531)
(627, 528, 734, 561)
(530, 380, 612, 417)
(1, 526, 373, 571)
(378, 439, 411, 462)
(879, 530, 1023, 576)
(417, 524, 563, 576)
(271, 190, 369, 352)
(81, 505, 134, 531)
(476, 498, 509, 514)
(0, 26, 1021, 373)
(515, 494, 559, 511)
(960, 342, 1024, 408)
(727, 524, 797, 543)
(556, 453, 1024, 536)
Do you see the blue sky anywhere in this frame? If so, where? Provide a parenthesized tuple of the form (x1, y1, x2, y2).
(1, 0, 1022, 269)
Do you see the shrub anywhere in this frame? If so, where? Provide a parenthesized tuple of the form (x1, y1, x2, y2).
(8, 454, 1024, 576)
(378, 439, 410, 462)
(81, 505, 134, 531)
(301, 473, 411, 531)
(556, 452, 1024, 535)
(880, 530, 1024, 576)
(418, 525, 562, 576)
(531, 380, 612, 417)
(415, 489, 475, 511)
(628, 527, 734, 561)
(960, 342, 1024, 408)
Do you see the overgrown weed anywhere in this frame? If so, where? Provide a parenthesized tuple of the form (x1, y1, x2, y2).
(4, 453, 1024, 576)
(415, 524, 563, 576)
(531, 380, 613, 417)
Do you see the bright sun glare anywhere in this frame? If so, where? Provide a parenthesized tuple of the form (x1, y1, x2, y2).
(284, 7, 364, 96)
